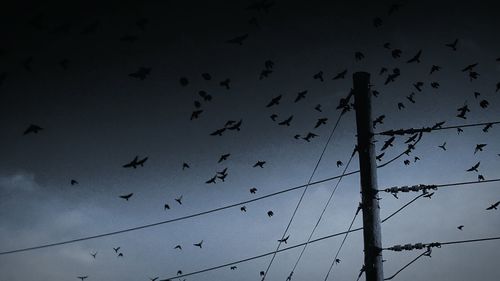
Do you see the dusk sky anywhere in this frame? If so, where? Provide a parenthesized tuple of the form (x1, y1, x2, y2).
(1, 1, 500, 281)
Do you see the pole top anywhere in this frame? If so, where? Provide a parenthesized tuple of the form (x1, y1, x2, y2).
(353, 72, 370, 89)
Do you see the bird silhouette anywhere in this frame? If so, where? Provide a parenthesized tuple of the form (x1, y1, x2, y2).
(381, 137, 395, 151)
(462, 63, 478, 72)
(218, 153, 231, 163)
(385, 70, 400, 85)
(483, 123, 493, 132)
(227, 120, 242, 131)
(414, 156, 420, 162)
(164, 204, 170, 210)
(431, 82, 440, 89)
(120, 193, 133, 201)
(193, 240, 203, 248)
(474, 144, 487, 154)
(380, 67, 388, 75)
(270, 114, 278, 121)
(278, 235, 289, 244)
(373, 115, 385, 128)
(23, 124, 43, 135)
(486, 201, 500, 210)
(376, 153, 385, 161)
(404, 160, 410, 166)
(182, 163, 190, 170)
(266, 95, 282, 107)
(174, 245, 182, 250)
(294, 91, 307, 102)
(250, 187, 257, 194)
(70, 179, 78, 185)
(423, 192, 434, 199)
(332, 69, 348, 80)
(355, 51, 365, 61)
(315, 104, 322, 112)
(438, 142, 447, 151)
(313, 71, 324, 82)
(445, 39, 459, 51)
(466, 162, 480, 172)
(260, 69, 273, 80)
(303, 132, 318, 142)
(113, 247, 120, 253)
(496, 82, 500, 92)
(336, 161, 343, 167)
(190, 109, 203, 120)
(220, 78, 231, 89)
(267, 210, 274, 217)
(391, 49, 402, 59)
(218, 173, 228, 182)
(278, 115, 293, 126)
(129, 67, 151, 80)
(479, 100, 489, 108)
(406, 50, 422, 63)
(456, 105, 470, 119)
(253, 161, 266, 168)
(430, 65, 442, 74)
(201, 73, 212, 80)
(175, 195, 183, 205)
(469, 71, 479, 81)
(315, 118, 328, 128)
(406, 93, 416, 103)
(413, 81, 424, 92)
(177, 270, 182, 276)
(265, 60, 274, 70)
(230, 266, 237, 270)
(149, 277, 159, 281)
(240, 206, 247, 212)
(226, 34, 248, 45)
(398, 102, 405, 110)
(432, 121, 445, 129)
(77, 276, 88, 281)
(210, 128, 226, 136)
(123, 156, 139, 168)
(478, 174, 485, 181)
(90, 252, 97, 258)
(373, 17, 383, 27)
(457, 225, 464, 230)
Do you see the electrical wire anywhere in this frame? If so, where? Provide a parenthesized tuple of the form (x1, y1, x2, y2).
(0, 126, 422, 256)
(261, 109, 345, 281)
(158, 194, 424, 281)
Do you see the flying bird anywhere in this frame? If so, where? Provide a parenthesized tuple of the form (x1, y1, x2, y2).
(332, 69, 347, 80)
(227, 120, 242, 131)
(201, 73, 212, 80)
(164, 204, 170, 210)
(220, 78, 231, 89)
(355, 51, 365, 61)
(129, 67, 151, 80)
(191, 110, 203, 120)
(23, 124, 43, 135)
(206, 175, 217, 184)
(278, 235, 290, 244)
(267, 210, 274, 217)
(253, 161, 266, 168)
(486, 201, 500, 210)
(430, 65, 442, 74)
(120, 193, 133, 201)
(373, 115, 385, 129)
(406, 50, 422, 63)
(90, 252, 97, 258)
(457, 225, 464, 230)
(122, 156, 139, 168)
(315, 118, 328, 128)
(381, 137, 395, 151)
(270, 114, 278, 121)
(466, 162, 480, 172)
(250, 187, 257, 194)
(391, 49, 402, 58)
(218, 153, 231, 163)
(193, 240, 203, 248)
(240, 206, 247, 212)
(294, 91, 307, 102)
(461, 63, 478, 72)
(438, 142, 447, 151)
(113, 247, 120, 253)
(313, 71, 324, 82)
(182, 162, 190, 170)
(303, 132, 318, 142)
(175, 195, 183, 205)
(445, 39, 459, 51)
(266, 95, 282, 107)
(226, 34, 248, 45)
(70, 179, 78, 185)
(230, 266, 237, 270)
(315, 104, 322, 112)
(174, 245, 182, 250)
(77, 276, 88, 281)
(474, 144, 487, 154)
(483, 123, 493, 132)
(278, 115, 293, 126)
(210, 128, 226, 136)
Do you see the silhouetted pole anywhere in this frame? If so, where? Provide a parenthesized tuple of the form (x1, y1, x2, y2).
(353, 72, 384, 281)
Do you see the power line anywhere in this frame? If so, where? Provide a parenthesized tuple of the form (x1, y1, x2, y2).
(323, 204, 361, 281)
(288, 146, 357, 280)
(383, 235, 500, 280)
(375, 120, 500, 136)
(158, 194, 424, 281)
(380, 178, 500, 197)
(0, 137, 423, 256)
(261, 108, 346, 281)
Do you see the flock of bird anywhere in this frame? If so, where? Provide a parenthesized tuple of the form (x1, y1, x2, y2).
(4, 0, 500, 280)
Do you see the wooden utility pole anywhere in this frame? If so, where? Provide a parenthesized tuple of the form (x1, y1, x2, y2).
(353, 72, 384, 281)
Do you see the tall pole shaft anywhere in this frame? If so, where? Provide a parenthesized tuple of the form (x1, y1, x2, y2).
(353, 72, 384, 281)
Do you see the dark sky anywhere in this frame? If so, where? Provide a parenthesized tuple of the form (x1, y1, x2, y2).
(1, 1, 500, 281)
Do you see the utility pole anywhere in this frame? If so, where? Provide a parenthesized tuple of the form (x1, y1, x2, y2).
(353, 72, 384, 281)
